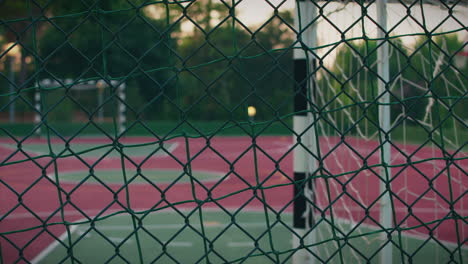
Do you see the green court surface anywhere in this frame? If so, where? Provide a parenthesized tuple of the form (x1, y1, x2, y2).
(52, 169, 223, 184)
(1, 142, 176, 159)
(36, 211, 466, 264)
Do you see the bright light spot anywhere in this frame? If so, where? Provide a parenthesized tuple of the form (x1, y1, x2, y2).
(3, 42, 20, 57)
(247, 106, 256, 117)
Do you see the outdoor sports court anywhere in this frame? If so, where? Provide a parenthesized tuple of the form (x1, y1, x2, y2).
(1, 0, 467, 263)
(1, 136, 466, 263)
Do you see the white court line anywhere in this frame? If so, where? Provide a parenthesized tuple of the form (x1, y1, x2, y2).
(18, 208, 468, 263)
(91, 220, 468, 250)
(5, 206, 467, 220)
(30, 225, 79, 264)
(24, 208, 270, 262)
(43, 169, 227, 186)
(0, 141, 179, 160)
(94, 222, 267, 231)
(164, 241, 193, 247)
(165, 142, 178, 154)
(75, 228, 193, 247)
(0, 143, 47, 156)
(3, 208, 238, 220)
(76, 230, 91, 238)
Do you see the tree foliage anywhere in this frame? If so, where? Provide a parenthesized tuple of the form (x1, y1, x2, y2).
(326, 33, 466, 134)
(2, 2, 465, 127)
(38, 0, 177, 120)
(176, 10, 295, 121)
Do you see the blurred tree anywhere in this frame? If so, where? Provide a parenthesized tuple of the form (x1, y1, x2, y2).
(38, 0, 178, 120)
(327, 38, 410, 133)
(177, 9, 295, 121)
(177, 24, 250, 120)
(0, 0, 47, 88)
(183, 0, 230, 33)
(243, 10, 295, 121)
(328, 34, 466, 133)
(405, 34, 468, 126)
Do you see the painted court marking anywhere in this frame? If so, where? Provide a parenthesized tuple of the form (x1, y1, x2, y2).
(0, 141, 179, 159)
(27, 209, 467, 263)
(5, 206, 467, 220)
(44, 168, 226, 185)
(75, 228, 193, 247)
(163, 242, 193, 247)
(30, 221, 272, 262)
(84, 222, 270, 231)
(2, 136, 466, 263)
(30, 225, 79, 264)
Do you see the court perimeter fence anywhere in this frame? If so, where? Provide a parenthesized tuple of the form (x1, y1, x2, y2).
(0, 0, 467, 263)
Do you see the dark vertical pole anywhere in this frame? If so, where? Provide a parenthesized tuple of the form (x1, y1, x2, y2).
(34, 84, 41, 137)
(8, 56, 15, 123)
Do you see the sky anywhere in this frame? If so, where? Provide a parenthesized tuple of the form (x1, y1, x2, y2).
(232, 0, 468, 65)
(147, 0, 467, 60)
(235, 0, 468, 43)
(146, 1, 467, 45)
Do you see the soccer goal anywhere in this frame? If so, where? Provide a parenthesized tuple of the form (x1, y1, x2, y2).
(36, 79, 126, 136)
(291, 1, 467, 263)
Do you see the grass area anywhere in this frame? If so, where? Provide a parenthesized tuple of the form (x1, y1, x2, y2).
(52, 169, 222, 184)
(1, 121, 465, 151)
(37, 211, 466, 264)
(0, 120, 294, 138)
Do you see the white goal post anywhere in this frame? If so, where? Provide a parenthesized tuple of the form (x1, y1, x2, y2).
(292, 1, 392, 263)
(35, 79, 126, 136)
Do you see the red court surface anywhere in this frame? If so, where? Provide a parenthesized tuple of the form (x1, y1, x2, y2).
(0, 136, 466, 263)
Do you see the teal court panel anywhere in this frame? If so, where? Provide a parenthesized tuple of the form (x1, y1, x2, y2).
(36, 211, 467, 264)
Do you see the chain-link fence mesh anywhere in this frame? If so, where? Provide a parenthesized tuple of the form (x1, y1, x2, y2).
(0, 0, 467, 263)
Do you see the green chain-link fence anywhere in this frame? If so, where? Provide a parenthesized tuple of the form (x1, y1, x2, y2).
(1, 0, 467, 263)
